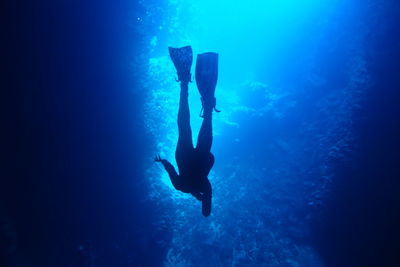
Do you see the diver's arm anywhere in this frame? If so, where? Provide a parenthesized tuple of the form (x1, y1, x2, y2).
(160, 159, 179, 178)
(201, 180, 212, 217)
(161, 160, 179, 178)
(154, 155, 179, 177)
(155, 155, 185, 191)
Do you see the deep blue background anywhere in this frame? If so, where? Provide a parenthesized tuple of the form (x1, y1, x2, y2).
(2, 0, 164, 266)
(313, 5, 400, 265)
(2, 0, 400, 266)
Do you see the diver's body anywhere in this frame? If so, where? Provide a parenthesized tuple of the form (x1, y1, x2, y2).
(155, 46, 218, 217)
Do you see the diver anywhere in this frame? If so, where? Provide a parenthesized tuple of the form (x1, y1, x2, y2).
(155, 46, 219, 217)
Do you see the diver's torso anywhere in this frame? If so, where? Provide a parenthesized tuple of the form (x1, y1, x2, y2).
(176, 149, 214, 193)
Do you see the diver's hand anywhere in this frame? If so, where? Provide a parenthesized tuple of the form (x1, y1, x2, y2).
(154, 154, 162, 162)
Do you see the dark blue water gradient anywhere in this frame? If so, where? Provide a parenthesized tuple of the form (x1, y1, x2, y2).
(313, 2, 400, 265)
(2, 0, 164, 266)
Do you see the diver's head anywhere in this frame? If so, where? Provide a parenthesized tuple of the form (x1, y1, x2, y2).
(202, 197, 212, 217)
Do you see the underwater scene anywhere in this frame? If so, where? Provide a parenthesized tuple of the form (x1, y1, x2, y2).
(2, 0, 400, 266)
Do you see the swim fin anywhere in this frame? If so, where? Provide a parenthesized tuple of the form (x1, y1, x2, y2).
(195, 52, 220, 113)
(168, 46, 193, 83)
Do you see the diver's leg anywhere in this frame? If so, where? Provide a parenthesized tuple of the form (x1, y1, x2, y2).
(196, 106, 213, 153)
(176, 82, 194, 163)
(195, 52, 218, 154)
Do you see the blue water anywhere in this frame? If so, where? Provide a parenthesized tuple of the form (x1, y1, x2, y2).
(2, 0, 400, 266)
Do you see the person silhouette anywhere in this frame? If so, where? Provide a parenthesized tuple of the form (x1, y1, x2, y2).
(155, 46, 219, 217)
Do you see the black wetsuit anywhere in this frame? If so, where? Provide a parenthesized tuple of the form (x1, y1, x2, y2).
(161, 81, 214, 216)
